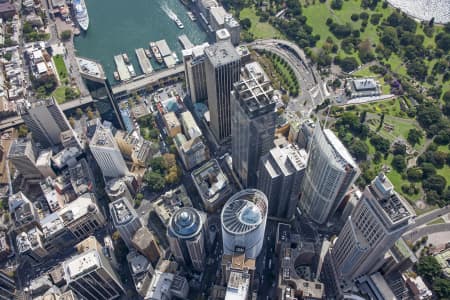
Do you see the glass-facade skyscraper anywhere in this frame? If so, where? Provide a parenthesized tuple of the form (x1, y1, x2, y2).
(77, 57, 124, 130)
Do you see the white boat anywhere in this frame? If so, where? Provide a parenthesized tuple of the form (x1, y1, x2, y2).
(122, 53, 129, 64)
(150, 42, 163, 64)
(127, 64, 136, 77)
(73, 0, 89, 31)
(174, 17, 184, 29)
(144, 48, 152, 58)
(187, 12, 197, 21)
(113, 71, 120, 81)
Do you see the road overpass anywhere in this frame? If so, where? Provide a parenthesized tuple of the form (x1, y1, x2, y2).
(0, 95, 93, 131)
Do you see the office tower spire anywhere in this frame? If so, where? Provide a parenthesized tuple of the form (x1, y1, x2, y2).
(231, 62, 276, 188)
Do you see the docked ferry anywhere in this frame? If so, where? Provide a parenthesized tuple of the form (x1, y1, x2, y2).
(73, 0, 89, 31)
(149, 42, 163, 64)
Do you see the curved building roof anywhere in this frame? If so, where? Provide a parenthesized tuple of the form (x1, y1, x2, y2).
(169, 207, 203, 239)
(221, 189, 268, 235)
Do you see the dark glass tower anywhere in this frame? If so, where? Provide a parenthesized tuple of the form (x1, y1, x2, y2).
(77, 57, 124, 130)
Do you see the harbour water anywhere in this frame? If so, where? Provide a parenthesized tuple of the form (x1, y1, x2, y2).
(74, 0, 208, 83)
(387, 0, 450, 24)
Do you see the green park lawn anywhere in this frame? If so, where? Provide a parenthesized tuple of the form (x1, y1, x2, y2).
(52, 86, 66, 104)
(53, 55, 69, 82)
(240, 7, 285, 39)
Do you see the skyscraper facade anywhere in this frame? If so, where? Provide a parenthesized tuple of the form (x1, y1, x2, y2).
(183, 43, 209, 103)
(221, 189, 268, 259)
(63, 246, 125, 299)
(332, 173, 415, 282)
(8, 138, 42, 180)
(77, 57, 124, 130)
(258, 144, 307, 219)
(167, 207, 207, 271)
(299, 124, 359, 224)
(231, 62, 276, 188)
(205, 41, 240, 143)
(21, 98, 71, 148)
(109, 198, 142, 247)
(90, 123, 128, 178)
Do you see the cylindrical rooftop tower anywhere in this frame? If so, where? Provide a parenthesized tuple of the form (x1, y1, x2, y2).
(221, 189, 268, 259)
(167, 207, 206, 271)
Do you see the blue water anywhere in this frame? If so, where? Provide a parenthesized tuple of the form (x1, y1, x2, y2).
(74, 0, 208, 83)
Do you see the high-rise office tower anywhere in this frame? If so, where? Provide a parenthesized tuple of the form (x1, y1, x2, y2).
(332, 173, 415, 282)
(20, 98, 71, 148)
(63, 242, 125, 300)
(205, 40, 240, 143)
(8, 138, 42, 180)
(183, 43, 209, 103)
(77, 57, 124, 130)
(231, 62, 276, 188)
(167, 207, 207, 271)
(109, 197, 142, 248)
(258, 144, 307, 220)
(221, 189, 268, 259)
(299, 124, 359, 224)
(90, 123, 128, 178)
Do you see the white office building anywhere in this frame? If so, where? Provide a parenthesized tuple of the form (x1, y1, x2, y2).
(90, 122, 128, 178)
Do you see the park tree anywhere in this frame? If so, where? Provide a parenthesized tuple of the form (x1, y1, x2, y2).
(370, 135, 391, 153)
(330, 0, 343, 10)
(392, 143, 406, 155)
(349, 139, 369, 161)
(416, 256, 442, 282)
(144, 171, 166, 191)
(433, 278, 450, 299)
(76, 108, 83, 118)
(241, 18, 251, 30)
(18, 125, 28, 137)
(60, 30, 72, 41)
(423, 175, 447, 194)
(392, 155, 406, 172)
(337, 57, 359, 72)
(407, 128, 423, 146)
(407, 167, 423, 182)
(420, 162, 437, 179)
(69, 117, 75, 128)
(150, 157, 166, 174)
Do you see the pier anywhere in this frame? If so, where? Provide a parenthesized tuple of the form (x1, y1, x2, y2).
(178, 34, 194, 50)
(114, 55, 131, 81)
(155, 40, 172, 57)
(135, 48, 153, 74)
